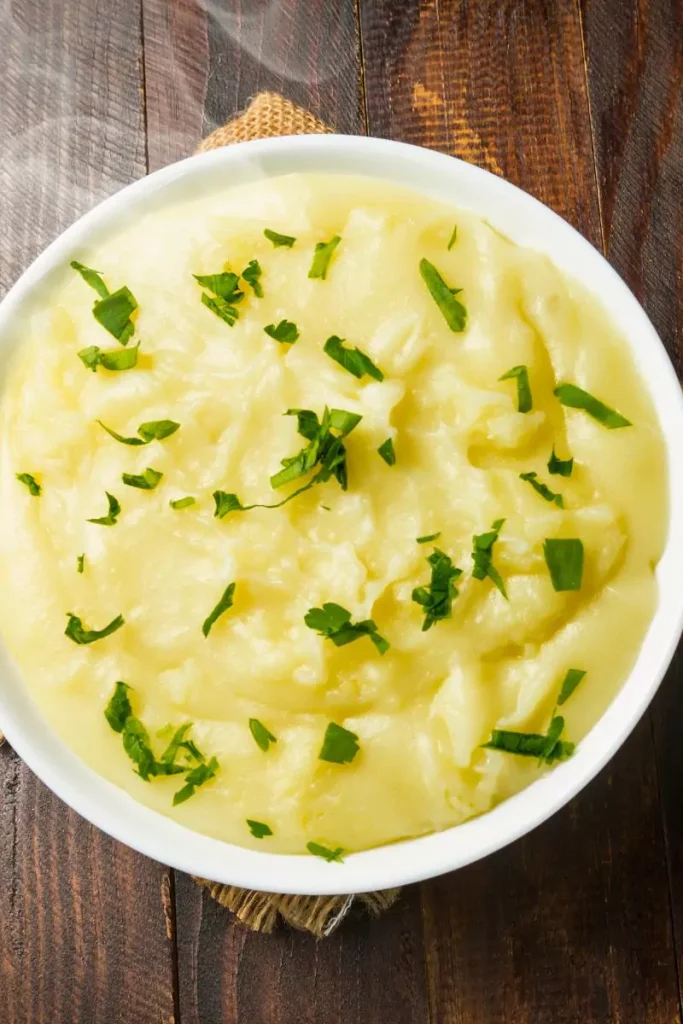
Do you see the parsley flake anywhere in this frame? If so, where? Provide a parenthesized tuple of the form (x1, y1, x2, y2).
(65, 612, 125, 645)
(93, 286, 138, 345)
(104, 681, 133, 732)
(499, 365, 532, 413)
(170, 496, 196, 510)
(472, 519, 507, 598)
(16, 472, 41, 496)
(307, 842, 344, 863)
(543, 538, 584, 591)
(520, 472, 564, 508)
(247, 819, 273, 838)
(417, 532, 441, 544)
(377, 437, 396, 466)
(412, 549, 463, 631)
(87, 491, 121, 526)
(447, 224, 458, 250)
(122, 467, 163, 490)
(173, 756, 219, 805)
(77, 554, 85, 574)
(304, 602, 389, 655)
(308, 236, 341, 279)
(98, 419, 180, 446)
(249, 718, 277, 752)
(270, 406, 362, 494)
(78, 343, 140, 372)
(70, 260, 109, 299)
(264, 228, 296, 248)
(194, 272, 244, 326)
(557, 668, 587, 706)
(419, 258, 467, 332)
(555, 383, 631, 428)
(324, 335, 384, 381)
(482, 723, 575, 763)
(242, 259, 263, 297)
(319, 722, 360, 764)
(202, 582, 236, 637)
(264, 320, 299, 344)
(548, 447, 574, 477)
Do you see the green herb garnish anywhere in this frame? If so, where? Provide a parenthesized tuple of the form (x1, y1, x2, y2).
(548, 448, 574, 477)
(104, 681, 133, 732)
(417, 532, 441, 544)
(554, 383, 631, 428)
(70, 260, 109, 299)
(412, 549, 463, 631)
(77, 554, 85, 574)
(264, 320, 299, 344)
(319, 722, 360, 764)
(499, 365, 532, 413)
(543, 538, 584, 591)
(122, 717, 177, 781)
(304, 603, 389, 655)
(170, 496, 196, 510)
(323, 336, 384, 381)
(520, 472, 564, 508)
(87, 491, 121, 526)
(472, 519, 507, 598)
(97, 419, 180, 446)
(557, 668, 586, 706)
(93, 286, 138, 345)
(307, 842, 344, 863)
(249, 718, 277, 752)
(377, 438, 396, 466)
(447, 224, 458, 250)
(270, 407, 362, 493)
(482, 723, 575, 763)
(194, 272, 244, 326)
(160, 723, 195, 765)
(78, 343, 140, 372)
(419, 258, 467, 332)
(122, 467, 163, 490)
(173, 756, 219, 805)
(65, 612, 125, 645)
(264, 228, 296, 248)
(16, 472, 41, 496)
(247, 819, 273, 838)
(308, 236, 341, 279)
(202, 582, 236, 637)
(242, 259, 263, 297)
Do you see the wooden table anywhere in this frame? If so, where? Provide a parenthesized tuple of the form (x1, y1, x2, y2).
(0, 1, 681, 1021)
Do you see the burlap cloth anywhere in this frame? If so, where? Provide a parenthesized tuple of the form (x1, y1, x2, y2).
(0, 92, 401, 939)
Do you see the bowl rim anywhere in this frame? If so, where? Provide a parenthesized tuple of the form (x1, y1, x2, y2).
(0, 132, 681, 896)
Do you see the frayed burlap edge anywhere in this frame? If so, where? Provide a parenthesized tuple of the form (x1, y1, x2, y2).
(193, 92, 400, 937)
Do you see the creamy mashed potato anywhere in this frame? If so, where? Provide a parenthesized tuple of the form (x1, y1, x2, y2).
(0, 175, 667, 855)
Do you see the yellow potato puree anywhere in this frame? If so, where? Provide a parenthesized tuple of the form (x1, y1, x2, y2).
(0, 174, 668, 856)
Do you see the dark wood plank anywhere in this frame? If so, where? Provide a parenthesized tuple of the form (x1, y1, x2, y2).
(0, 2, 177, 1021)
(358, 0, 681, 1020)
(580, 0, 683, 1003)
(174, 873, 430, 1024)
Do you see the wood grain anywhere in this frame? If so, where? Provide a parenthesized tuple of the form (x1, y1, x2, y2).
(358, 0, 682, 1020)
(581, 0, 683, 1005)
(0, 2, 177, 1022)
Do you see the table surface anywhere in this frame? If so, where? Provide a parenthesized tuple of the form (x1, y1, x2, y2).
(0, 0, 681, 1021)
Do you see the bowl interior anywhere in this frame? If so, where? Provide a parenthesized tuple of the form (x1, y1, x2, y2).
(0, 134, 681, 895)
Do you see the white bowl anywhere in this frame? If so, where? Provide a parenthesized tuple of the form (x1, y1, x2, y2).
(0, 135, 681, 896)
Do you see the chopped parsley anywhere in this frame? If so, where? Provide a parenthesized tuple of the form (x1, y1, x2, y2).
(419, 258, 467, 332)
(412, 548, 463, 631)
(247, 819, 273, 838)
(249, 718, 277, 752)
(557, 668, 586, 706)
(170, 496, 196, 510)
(499, 365, 532, 413)
(554, 383, 631, 428)
(202, 581, 236, 637)
(548, 447, 574, 477)
(242, 259, 263, 297)
(78, 342, 140, 372)
(377, 438, 396, 466)
(104, 681, 133, 732)
(471, 519, 507, 598)
(194, 272, 244, 326)
(307, 842, 344, 863)
(520, 472, 564, 508)
(319, 722, 360, 764)
(122, 717, 179, 781)
(93, 286, 138, 345)
(122, 467, 163, 490)
(323, 335, 384, 381)
(417, 532, 441, 544)
(308, 236, 341, 279)
(264, 228, 296, 248)
(264, 320, 299, 344)
(65, 611, 125, 645)
(16, 472, 41, 496)
(77, 554, 85, 573)
(447, 224, 458, 250)
(173, 756, 219, 805)
(482, 721, 575, 763)
(87, 491, 121, 526)
(70, 260, 109, 299)
(97, 419, 180, 446)
(304, 602, 389, 655)
(543, 538, 584, 591)
(270, 406, 362, 494)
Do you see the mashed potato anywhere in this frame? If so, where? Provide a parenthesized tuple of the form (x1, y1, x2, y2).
(0, 175, 667, 856)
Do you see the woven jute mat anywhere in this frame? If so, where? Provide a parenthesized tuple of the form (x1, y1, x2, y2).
(0, 92, 401, 939)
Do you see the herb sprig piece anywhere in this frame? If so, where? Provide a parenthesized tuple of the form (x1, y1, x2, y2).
(472, 519, 507, 598)
(98, 419, 180, 446)
(377, 438, 396, 466)
(412, 548, 463, 631)
(16, 473, 41, 496)
(548, 448, 574, 477)
(482, 720, 575, 763)
(308, 236, 341, 279)
(305, 603, 389, 655)
(202, 582, 236, 638)
(419, 258, 467, 332)
(543, 538, 584, 591)
(499, 365, 532, 413)
(417, 532, 441, 544)
(249, 718, 277, 752)
(194, 272, 244, 326)
(242, 259, 263, 297)
(122, 467, 163, 490)
(268, 407, 362, 496)
(520, 472, 564, 508)
(71, 261, 138, 343)
(87, 491, 121, 526)
(78, 343, 140, 372)
(554, 383, 631, 428)
(264, 228, 296, 248)
(323, 336, 384, 381)
(307, 842, 344, 863)
(65, 612, 125, 645)
(170, 496, 196, 510)
(319, 722, 360, 764)
(247, 820, 273, 838)
(557, 668, 586, 706)
(173, 757, 219, 805)
(264, 320, 299, 344)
